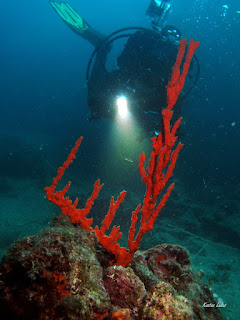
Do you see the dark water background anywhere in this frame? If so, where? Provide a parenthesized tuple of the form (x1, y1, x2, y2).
(1, 0, 240, 190)
(0, 1, 240, 318)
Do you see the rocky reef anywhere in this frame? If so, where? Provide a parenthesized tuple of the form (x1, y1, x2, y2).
(0, 216, 224, 320)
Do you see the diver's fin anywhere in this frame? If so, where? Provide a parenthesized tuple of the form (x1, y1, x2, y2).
(49, 1, 90, 35)
(49, 1, 106, 47)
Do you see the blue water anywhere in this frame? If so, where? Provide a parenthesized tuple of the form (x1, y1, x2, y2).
(0, 1, 240, 318)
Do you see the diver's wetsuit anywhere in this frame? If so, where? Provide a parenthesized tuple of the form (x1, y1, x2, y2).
(88, 29, 179, 133)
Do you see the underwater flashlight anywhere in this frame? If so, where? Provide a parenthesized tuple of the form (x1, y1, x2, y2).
(116, 95, 129, 119)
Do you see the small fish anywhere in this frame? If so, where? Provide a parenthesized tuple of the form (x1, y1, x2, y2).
(124, 158, 134, 163)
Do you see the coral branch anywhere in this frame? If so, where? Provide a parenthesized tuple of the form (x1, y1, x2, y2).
(128, 39, 200, 254)
(167, 38, 200, 110)
(45, 39, 199, 267)
(44, 138, 104, 231)
(94, 191, 126, 248)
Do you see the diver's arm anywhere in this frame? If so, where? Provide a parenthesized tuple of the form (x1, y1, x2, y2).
(49, 1, 105, 47)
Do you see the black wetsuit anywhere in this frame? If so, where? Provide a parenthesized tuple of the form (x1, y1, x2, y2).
(87, 29, 179, 133)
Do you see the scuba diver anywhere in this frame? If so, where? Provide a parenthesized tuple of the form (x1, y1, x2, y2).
(49, 0, 199, 138)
